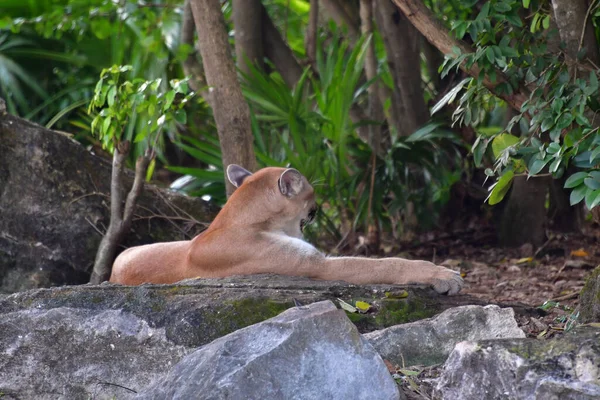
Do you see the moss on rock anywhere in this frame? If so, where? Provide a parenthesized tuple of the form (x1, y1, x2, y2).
(580, 265, 600, 323)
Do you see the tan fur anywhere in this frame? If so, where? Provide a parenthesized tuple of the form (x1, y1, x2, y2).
(110, 166, 463, 294)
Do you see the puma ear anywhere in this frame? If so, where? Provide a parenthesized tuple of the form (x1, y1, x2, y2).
(226, 164, 253, 188)
(279, 168, 304, 197)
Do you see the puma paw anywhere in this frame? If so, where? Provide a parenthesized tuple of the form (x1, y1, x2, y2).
(430, 266, 464, 295)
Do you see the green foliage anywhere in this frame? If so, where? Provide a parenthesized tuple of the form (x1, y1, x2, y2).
(435, 0, 600, 209)
(171, 34, 463, 239)
(88, 65, 193, 161)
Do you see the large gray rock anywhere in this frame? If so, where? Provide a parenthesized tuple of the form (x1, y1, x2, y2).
(0, 307, 191, 399)
(0, 112, 217, 293)
(137, 300, 401, 400)
(0, 274, 490, 348)
(364, 304, 525, 367)
(435, 326, 600, 400)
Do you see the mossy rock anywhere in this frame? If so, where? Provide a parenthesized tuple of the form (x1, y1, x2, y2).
(0, 274, 492, 347)
(580, 265, 600, 323)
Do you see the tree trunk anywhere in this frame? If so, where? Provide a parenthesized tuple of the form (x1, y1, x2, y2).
(233, 0, 264, 74)
(551, 0, 600, 66)
(390, 0, 529, 112)
(374, 0, 428, 136)
(305, 0, 319, 65)
(90, 146, 151, 284)
(321, 0, 360, 38)
(547, 0, 600, 231)
(190, 0, 257, 197)
(499, 175, 550, 247)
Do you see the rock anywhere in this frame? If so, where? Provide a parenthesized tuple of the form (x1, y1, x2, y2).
(136, 301, 401, 400)
(0, 307, 191, 399)
(0, 274, 492, 348)
(364, 305, 525, 367)
(0, 113, 217, 293)
(435, 326, 600, 400)
(580, 265, 600, 323)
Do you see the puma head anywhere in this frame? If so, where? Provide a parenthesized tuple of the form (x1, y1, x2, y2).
(226, 164, 317, 238)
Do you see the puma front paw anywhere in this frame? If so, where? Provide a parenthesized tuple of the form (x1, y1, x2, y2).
(428, 265, 463, 295)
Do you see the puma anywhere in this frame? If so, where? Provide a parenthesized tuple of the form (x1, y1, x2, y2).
(110, 165, 463, 294)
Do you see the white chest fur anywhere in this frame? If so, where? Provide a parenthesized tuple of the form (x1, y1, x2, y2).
(265, 232, 320, 257)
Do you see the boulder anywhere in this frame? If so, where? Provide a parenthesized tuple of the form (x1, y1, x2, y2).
(137, 301, 401, 400)
(364, 304, 525, 367)
(0, 274, 488, 348)
(580, 265, 600, 323)
(435, 326, 600, 400)
(0, 112, 217, 293)
(0, 307, 191, 399)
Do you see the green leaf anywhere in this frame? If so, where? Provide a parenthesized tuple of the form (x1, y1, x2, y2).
(589, 71, 598, 94)
(549, 157, 561, 173)
(542, 15, 550, 30)
(528, 157, 549, 175)
(491, 133, 519, 158)
(555, 113, 574, 130)
(585, 188, 600, 209)
(488, 170, 514, 205)
(173, 109, 187, 124)
(570, 184, 587, 205)
(472, 136, 489, 167)
(589, 147, 600, 163)
(564, 172, 588, 188)
(431, 78, 471, 115)
(523, 0, 531, 9)
(91, 19, 112, 40)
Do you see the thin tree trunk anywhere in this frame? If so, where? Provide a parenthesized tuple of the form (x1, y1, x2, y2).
(375, 0, 428, 136)
(321, 0, 360, 38)
(361, 0, 383, 251)
(180, 0, 212, 107)
(390, 0, 529, 112)
(306, 0, 319, 65)
(499, 175, 550, 248)
(551, 0, 600, 66)
(360, 0, 383, 150)
(233, 0, 264, 74)
(190, 0, 257, 197)
(90, 143, 150, 283)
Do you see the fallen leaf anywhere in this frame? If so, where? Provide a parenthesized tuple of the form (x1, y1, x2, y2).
(355, 301, 371, 313)
(406, 377, 420, 391)
(516, 257, 533, 264)
(536, 329, 547, 339)
(383, 359, 396, 374)
(399, 369, 420, 377)
(338, 298, 357, 313)
(571, 249, 589, 257)
(384, 290, 409, 299)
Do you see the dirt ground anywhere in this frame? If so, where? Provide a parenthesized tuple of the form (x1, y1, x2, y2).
(374, 225, 600, 399)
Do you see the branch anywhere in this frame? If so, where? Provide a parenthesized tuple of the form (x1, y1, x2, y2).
(391, 0, 530, 112)
(181, 0, 211, 104)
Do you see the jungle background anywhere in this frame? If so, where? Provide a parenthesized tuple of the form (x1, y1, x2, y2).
(2, 0, 600, 333)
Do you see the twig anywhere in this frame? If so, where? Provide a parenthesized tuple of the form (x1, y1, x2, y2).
(550, 292, 579, 302)
(85, 217, 106, 237)
(68, 192, 108, 207)
(533, 236, 554, 258)
(578, 0, 600, 56)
